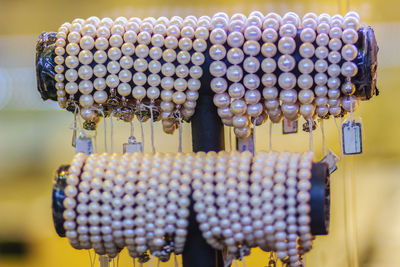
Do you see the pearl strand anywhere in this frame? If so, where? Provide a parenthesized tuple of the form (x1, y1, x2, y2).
(64, 153, 87, 249)
(278, 13, 299, 121)
(341, 12, 360, 113)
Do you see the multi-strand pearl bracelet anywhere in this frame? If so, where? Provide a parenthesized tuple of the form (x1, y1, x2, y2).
(55, 11, 362, 136)
(63, 151, 317, 266)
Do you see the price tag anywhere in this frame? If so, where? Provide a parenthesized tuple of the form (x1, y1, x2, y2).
(320, 149, 340, 174)
(75, 136, 93, 155)
(342, 120, 363, 155)
(123, 136, 143, 153)
(282, 119, 298, 134)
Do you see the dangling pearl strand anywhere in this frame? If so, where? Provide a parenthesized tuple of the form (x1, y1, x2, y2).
(64, 153, 87, 249)
(341, 12, 360, 113)
(297, 152, 314, 255)
(298, 19, 316, 120)
(278, 13, 299, 121)
(261, 15, 280, 124)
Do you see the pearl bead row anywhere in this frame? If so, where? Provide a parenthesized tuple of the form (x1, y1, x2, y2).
(56, 15, 205, 134)
(204, 11, 362, 137)
(63, 151, 316, 264)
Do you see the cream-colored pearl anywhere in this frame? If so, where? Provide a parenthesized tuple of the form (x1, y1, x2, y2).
(243, 40, 260, 56)
(213, 93, 230, 108)
(297, 74, 313, 90)
(218, 107, 233, 119)
(78, 50, 93, 65)
(315, 59, 328, 73)
(316, 105, 329, 117)
(193, 39, 207, 52)
(195, 27, 209, 40)
(342, 28, 358, 44)
(328, 51, 341, 64)
(190, 66, 203, 79)
(278, 55, 295, 72)
(315, 96, 328, 106)
(149, 47, 162, 60)
(134, 58, 148, 72)
(81, 108, 95, 120)
(279, 89, 297, 104)
(261, 58, 276, 73)
(244, 89, 261, 104)
(65, 69, 78, 82)
(342, 95, 359, 111)
(299, 43, 315, 58)
(132, 86, 146, 100)
(262, 18, 280, 31)
(229, 83, 245, 99)
(78, 65, 93, 80)
(93, 90, 108, 104)
(243, 57, 260, 73)
(209, 61, 227, 77)
(94, 78, 106, 90)
(211, 78, 228, 93)
(232, 115, 249, 128)
(209, 43, 226, 61)
(106, 61, 120, 74)
(79, 80, 94, 94)
(230, 99, 247, 115)
(132, 72, 146, 86)
(244, 74, 260, 90)
(106, 74, 120, 88)
(261, 73, 277, 87)
(163, 49, 177, 62)
(244, 25, 262, 41)
(278, 37, 296, 54)
(147, 87, 160, 99)
(341, 81, 356, 95)
(161, 63, 175, 77)
(314, 73, 328, 85)
(148, 60, 161, 73)
(79, 94, 94, 107)
(117, 83, 132, 96)
(94, 50, 107, 64)
(227, 48, 244, 65)
(279, 24, 297, 38)
(317, 22, 330, 35)
(328, 77, 341, 89)
(65, 82, 78, 95)
(342, 44, 358, 61)
(343, 16, 360, 31)
(136, 44, 149, 58)
(94, 37, 109, 51)
(315, 46, 329, 59)
(341, 62, 358, 77)
(316, 33, 329, 47)
(300, 104, 315, 119)
(298, 89, 315, 104)
(227, 66, 243, 83)
(234, 127, 251, 138)
(262, 87, 278, 100)
(148, 73, 160, 87)
(108, 47, 122, 61)
(328, 64, 341, 77)
(177, 51, 191, 65)
(174, 78, 187, 91)
(278, 73, 297, 90)
(298, 59, 314, 74)
(302, 18, 317, 30)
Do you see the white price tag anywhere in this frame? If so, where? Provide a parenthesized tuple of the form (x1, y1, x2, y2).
(123, 136, 143, 154)
(282, 119, 298, 134)
(342, 120, 363, 155)
(75, 137, 93, 155)
(123, 142, 143, 153)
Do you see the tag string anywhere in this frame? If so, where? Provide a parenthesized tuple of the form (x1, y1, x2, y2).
(268, 121, 272, 151)
(334, 117, 343, 157)
(252, 119, 256, 154)
(95, 108, 108, 153)
(141, 104, 156, 154)
(139, 116, 145, 152)
(308, 119, 313, 152)
(174, 254, 178, 267)
(178, 112, 183, 153)
(110, 111, 115, 154)
(320, 119, 326, 156)
(228, 126, 233, 152)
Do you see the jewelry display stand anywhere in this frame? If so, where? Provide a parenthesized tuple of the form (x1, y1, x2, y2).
(38, 11, 378, 267)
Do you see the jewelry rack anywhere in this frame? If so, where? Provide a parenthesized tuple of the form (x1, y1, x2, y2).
(36, 11, 378, 267)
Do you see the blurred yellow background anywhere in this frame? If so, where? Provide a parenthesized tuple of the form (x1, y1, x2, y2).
(0, 0, 399, 266)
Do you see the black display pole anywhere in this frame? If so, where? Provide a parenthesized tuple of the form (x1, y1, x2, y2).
(183, 92, 225, 267)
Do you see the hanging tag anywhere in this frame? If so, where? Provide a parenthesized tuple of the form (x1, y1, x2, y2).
(282, 118, 298, 134)
(320, 149, 340, 174)
(236, 133, 254, 154)
(342, 120, 362, 155)
(75, 132, 93, 155)
(123, 136, 143, 153)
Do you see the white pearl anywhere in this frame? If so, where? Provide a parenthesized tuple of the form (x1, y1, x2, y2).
(342, 44, 358, 61)
(245, 89, 261, 104)
(278, 55, 295, 72)
(93, 90, 108, 104)
(213, 93, 230, 108)
(315, 59, 328, 73)
(299, 43, 315, 58)
(278, 37, 296, 54)
(298, 59, 314, 74)
(280, 89, 297, 104)
(278, 73, 297, 90)
(315, 46, 329, 59)
(298, 74, 313, 90)
(230, 99, 247, 115)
